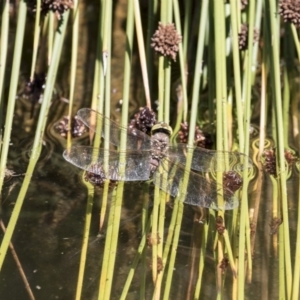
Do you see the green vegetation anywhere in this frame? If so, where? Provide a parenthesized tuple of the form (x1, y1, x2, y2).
(0, 0, 300, 299)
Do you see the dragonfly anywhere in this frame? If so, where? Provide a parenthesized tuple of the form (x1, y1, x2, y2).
(63, 108, 253, 210)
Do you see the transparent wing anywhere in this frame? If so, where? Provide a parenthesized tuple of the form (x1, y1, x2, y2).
(168, 144, 253, 172)
(77, 108, 151, 150)
(153, 158, 239, 210)
(63, 146, 151, 181)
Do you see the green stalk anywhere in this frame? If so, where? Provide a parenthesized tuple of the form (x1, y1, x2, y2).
(291, 25, 300, 61)
(237, 0, 255, 297)
(48, 13, 54, 64)
(152, 188, 178, 298)
(229, 0, 244, 150)
(193, 222, 208, 299)
(282, 68, 290, 148)
(173, 0, 188, 122)
(188, 0, 208, 145)
(98, 0, 134, 298)
(213, 8, 228, 296)
(98, 188, 117, 300)
(146, 0, 158, 101)
(251, 0, 263, 84)
(291, 167, 300, 299)
(162, 0, 172, 124)
(91, 1, 104, 112)
(214, 0, 226, 152)
(133, 0, 151, 108)
(75, 181, 94, 300)
(267, 1, 292, 297)
(30, 0, 42, 81)
(182, 0, 191, 59)
(119, 218, 152, 300)
(162, 201, 184, 300)
(0, 0, 9, 111)
(0, 10, 70, 271)
(151, 180, 160, 283)
(67, 0, 79, 147)
(0, 0, 27, 193)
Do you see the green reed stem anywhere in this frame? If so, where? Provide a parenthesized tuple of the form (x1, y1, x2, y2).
(188, 0, 208, 146)
(214, 0, 227, 152)
(237, 0, 255, 297)
(282, 68, 290, 148)
(157, 191, 167, 262)
(48, 13, 54, 64)
(75, 181, 94, 300)
(251, 0, 263, 84)
(0, 0, 27, 193)
(133, 0, 151, 108)
(267, 1, 292, 297)
(98, 188, 117, 300)
(151, 182, 160, 284)
(173, 0, 188, 122)
(120, 218, 152, 300)
(92, 0, 111, 243)
(140, 183, 151, 298)
(152, 189, 177, 299)
(162, 201, 184, 300)
(213, 9, 228, 289)
(292, 164, 300, 299)
(278, 217, 285, 300)
(182, 0, 191, 59)
(67, 0, 79, 146)
(163, 11, 172, 123)
(291, 25, 300, 61)
(30, 0, 41, 81)
(98, 0, 134, 298)
(193, 222, 208, 299)
(0, 0, 9, 111)
(0, 10, 70, 271)
(146, 0, 158, 102)
(91, 1, 104, 112)
(229, 0, 244, 150)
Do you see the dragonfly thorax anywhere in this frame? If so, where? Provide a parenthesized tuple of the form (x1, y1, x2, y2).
(150, 129, 170, 173)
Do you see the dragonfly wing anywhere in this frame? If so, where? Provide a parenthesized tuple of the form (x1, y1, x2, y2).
(63, 146, 151, 181)
(77, 108, 151, 150)
(153, 158, 239, 210)
(168, 144, 253, 172)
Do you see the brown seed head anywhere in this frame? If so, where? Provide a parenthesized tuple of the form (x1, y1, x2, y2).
(151, 22, 182, 61)
(279, 0, 300, 27)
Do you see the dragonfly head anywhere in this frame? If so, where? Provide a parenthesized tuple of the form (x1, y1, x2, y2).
(151, 122, 172, 137)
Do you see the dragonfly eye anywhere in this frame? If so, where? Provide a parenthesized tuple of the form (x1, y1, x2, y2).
(151, 122, 172, 136)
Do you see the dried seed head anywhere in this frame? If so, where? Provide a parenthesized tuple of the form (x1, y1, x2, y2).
(177, 122, 212, 148)
(129, 106, 156, 135)
(238, 24, 259, 51)
(216, 216, 225, 235)
(27, 0, 74, 20)
(150, 256, 163, 273)
(262, 148, 277, 176)
(223, 171, 243, 196)
(219, 257, 229, 274)
(279, 0, 300, 27)
(284, 149, 298, 167)
(43, 0, 74, 19)
(54, 115, 87, 138)
(226, 0, 248, 10)
(151, 22, 182, 61)
(84, 163, 117, 188)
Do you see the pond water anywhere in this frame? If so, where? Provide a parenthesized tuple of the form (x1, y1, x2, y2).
(1, 1, 299, 300)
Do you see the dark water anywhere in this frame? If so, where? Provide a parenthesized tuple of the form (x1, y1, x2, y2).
(1, 1, 300, 300)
